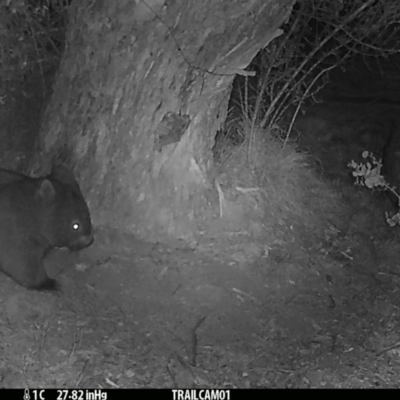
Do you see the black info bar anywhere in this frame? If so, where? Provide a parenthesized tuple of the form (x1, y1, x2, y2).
(1, 389, 237, 400)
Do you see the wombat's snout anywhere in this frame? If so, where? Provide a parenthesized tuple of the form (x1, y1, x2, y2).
(69, 231, 94, 251)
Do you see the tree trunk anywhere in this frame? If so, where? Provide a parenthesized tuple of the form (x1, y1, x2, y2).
(31, 0, 294, 242)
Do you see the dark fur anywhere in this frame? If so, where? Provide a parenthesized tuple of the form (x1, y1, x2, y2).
(0, 165, 93, 291)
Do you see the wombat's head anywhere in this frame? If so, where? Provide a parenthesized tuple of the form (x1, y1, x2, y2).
(37, 165, 94, 251)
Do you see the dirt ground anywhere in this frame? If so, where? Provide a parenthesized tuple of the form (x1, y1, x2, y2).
(2, 79, 400, 388)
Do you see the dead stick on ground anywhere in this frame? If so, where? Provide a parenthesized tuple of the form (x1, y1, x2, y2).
(191, 316, 206, 367)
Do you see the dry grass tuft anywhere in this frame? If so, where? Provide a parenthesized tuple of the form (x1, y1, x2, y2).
(211, 116, 343, 255)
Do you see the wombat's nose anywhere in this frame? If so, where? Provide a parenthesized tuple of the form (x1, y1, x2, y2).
(86, 232, 94, 246)
(82, 232, 94, 247)
(70, 232, 94, 250)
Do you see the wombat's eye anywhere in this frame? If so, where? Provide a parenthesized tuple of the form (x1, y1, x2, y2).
(72, 222, 81, 231)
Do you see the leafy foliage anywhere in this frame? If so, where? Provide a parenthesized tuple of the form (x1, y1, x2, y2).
(348, 151, 400, 226)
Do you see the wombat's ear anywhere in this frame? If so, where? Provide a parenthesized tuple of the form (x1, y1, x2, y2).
(50, 165, 79, 187)
(37, 179, 56, 203)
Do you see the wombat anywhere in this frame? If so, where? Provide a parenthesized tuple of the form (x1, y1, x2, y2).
(0, 165, 93, 291)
